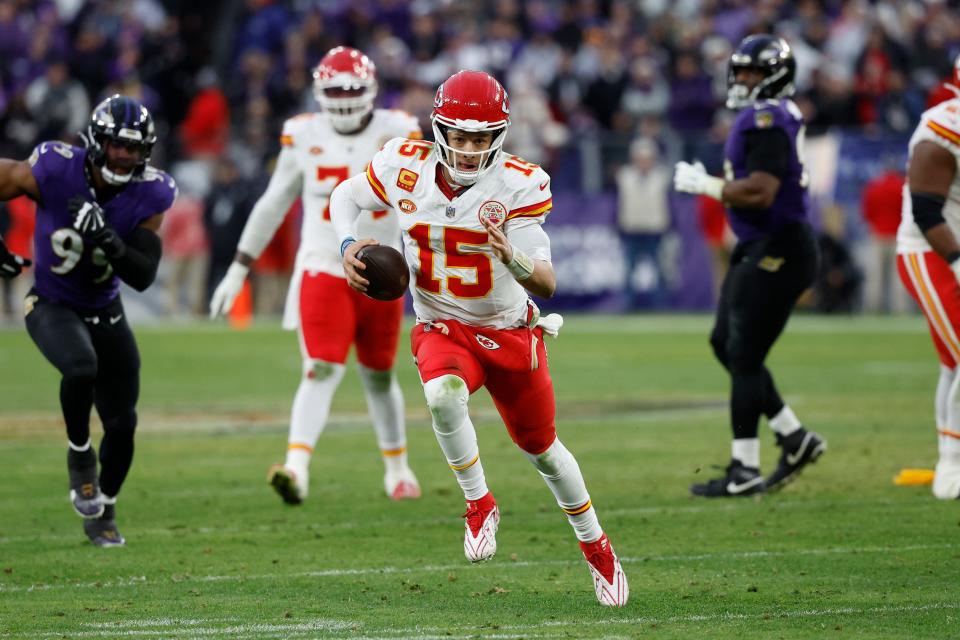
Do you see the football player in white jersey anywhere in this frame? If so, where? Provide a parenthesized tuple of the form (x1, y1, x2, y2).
(896, 54, 960, 500)
(330, 71, 629, 606)
(209, 47, 422, 505)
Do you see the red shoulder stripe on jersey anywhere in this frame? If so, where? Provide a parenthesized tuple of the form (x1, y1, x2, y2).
(927, 120, 960, 146)
(280, 134, 294, 147)
(366, 163, 391, 206)
(507, 198, 552, 220)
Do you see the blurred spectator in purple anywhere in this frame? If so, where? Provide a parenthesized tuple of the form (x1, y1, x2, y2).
(711, 0, 756, 45)
(234, 0, 293, 61)
(0, 0, 29, 64)
(667, 51, 716, 161)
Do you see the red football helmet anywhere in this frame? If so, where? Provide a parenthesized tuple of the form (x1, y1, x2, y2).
(313, 46, 378, 132)
(431, 70, 510, 185)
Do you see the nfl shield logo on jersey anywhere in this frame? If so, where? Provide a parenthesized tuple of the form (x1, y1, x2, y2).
(475, 333, 500, 350)
(478, 201, 507, 228)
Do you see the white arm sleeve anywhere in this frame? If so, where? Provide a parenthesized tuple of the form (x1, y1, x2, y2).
(331, 172, 386, 245)
(236, 148, 303, 259)
(507, 219, 552, 262)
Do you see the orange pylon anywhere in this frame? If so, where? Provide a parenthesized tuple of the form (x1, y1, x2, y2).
(228, 280, 253, 329)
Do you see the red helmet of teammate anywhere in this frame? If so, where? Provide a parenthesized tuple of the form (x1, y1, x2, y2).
(431, 70, 510, 185)
(313, 46, 378, 133)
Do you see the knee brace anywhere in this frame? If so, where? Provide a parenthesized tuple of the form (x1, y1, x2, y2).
(423, 374, 469, 434)
(302, 358, 344, 382)
(358, 365, 393, 393)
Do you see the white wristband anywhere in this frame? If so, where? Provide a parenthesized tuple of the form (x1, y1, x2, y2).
(505, 245, 535, 281)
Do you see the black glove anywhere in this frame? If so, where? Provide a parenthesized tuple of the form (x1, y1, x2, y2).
(0, 241, 30, 279)
(68, 196, 106, 236)
(88, 226, 126, 260)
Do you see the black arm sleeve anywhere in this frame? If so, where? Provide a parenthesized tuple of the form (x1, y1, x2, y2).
(111, 226, 162, 292)
(911, 192, 947, 233)
(744, 128, 792, 178)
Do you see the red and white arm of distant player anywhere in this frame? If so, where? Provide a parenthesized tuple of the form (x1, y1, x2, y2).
(330, 171, 390, 293)
(908, 132, 960, 282)
(484, 216, 556, 299)
(208, 147, 303, 318)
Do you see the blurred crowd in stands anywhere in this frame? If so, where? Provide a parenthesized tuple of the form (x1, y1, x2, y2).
(1, 0, 959, 320)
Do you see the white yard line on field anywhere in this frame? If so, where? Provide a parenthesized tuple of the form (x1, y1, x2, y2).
(0, 496, 932, 546)
(0, 602, 955, 639)
(0, 542, 955, 595)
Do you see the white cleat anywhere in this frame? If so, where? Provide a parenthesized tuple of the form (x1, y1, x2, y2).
(463, 492, 499, 563)
(267, 465, 307, 505)
(579, 533, 629, 607)
(384, 468, 422, 500)
(932, 461, 960, 500)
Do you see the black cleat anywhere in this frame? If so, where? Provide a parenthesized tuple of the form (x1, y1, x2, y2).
(267, 465, 304, 505)
(83, 504, 125, 547)
(690, 460, 766, 497)
(68, 448, 104, 519)
(766, 429, 827, 492)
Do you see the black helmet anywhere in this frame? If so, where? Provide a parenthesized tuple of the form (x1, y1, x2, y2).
(82, 94, 157, 185)
(726, 35, 796, 109)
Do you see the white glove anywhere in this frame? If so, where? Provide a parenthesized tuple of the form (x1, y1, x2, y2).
(209, 262, 249, 319)
(537, 313, 564, 338)
(674, 160, 725, 201)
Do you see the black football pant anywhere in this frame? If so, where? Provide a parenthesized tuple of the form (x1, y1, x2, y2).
(710, 222, 819, 442)
(25, 291, 140, 498)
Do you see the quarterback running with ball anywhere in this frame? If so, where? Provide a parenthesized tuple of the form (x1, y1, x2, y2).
(331, 70, 628, 606)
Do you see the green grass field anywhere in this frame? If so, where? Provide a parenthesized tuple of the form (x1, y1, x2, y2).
(0, 314, 957, 639)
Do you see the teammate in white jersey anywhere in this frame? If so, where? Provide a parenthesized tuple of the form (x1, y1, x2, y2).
(209, 46, 422, 505)
(895, 54, 960, 500)
(330, 70, 628, 606)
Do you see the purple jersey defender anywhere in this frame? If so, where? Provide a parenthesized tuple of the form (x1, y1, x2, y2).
(722, 99, 810, 242)
(28, 141, 177, 310)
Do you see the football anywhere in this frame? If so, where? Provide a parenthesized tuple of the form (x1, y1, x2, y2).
(357, 244, 410, 301)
